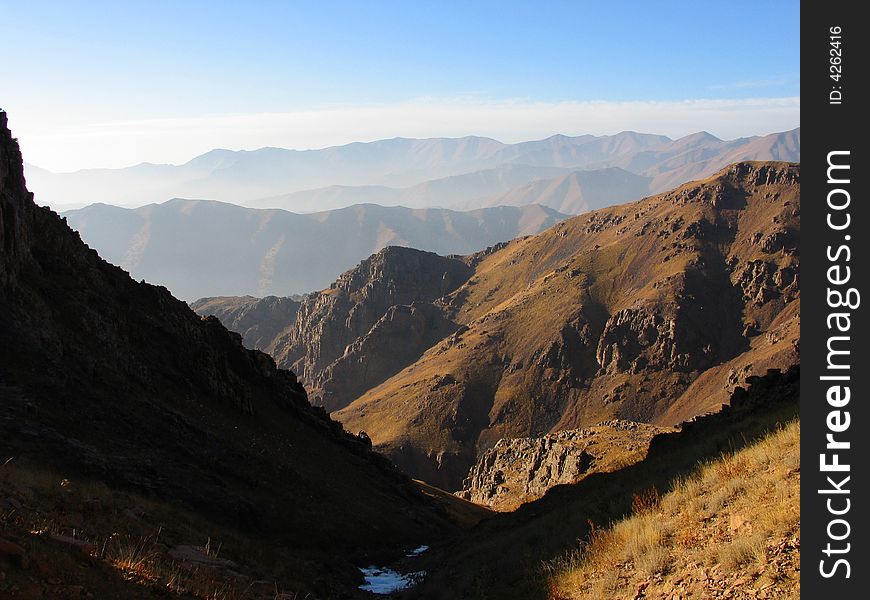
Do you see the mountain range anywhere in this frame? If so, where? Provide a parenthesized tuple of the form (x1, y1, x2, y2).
(195, 161, 800, 489)
(28, 128, 799, 211)
(62, 200, 568, 299)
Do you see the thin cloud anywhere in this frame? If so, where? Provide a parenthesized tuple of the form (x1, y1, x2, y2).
(16, 96, 800, 172)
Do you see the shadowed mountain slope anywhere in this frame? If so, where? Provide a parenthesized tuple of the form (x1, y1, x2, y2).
(0, 111, 457, 597)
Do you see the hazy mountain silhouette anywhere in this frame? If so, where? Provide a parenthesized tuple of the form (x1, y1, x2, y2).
(27, 129, 798, 210)
(63, 200, 567, 299)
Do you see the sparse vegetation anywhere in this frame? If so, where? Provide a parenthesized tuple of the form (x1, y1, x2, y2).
(548, 420, 800, 599)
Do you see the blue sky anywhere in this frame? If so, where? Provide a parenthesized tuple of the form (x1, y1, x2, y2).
(3, 1, 800, 170)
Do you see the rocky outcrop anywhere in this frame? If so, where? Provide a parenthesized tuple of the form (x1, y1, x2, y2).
(596, 307, 679, 374)
(457, 420, 670, 511)
(281, 246, 471, 380)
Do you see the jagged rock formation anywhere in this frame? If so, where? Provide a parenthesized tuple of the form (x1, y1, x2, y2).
(196, 246, 474, 411)
(457, 420, 670, 511)
(0, 111, 455, 597)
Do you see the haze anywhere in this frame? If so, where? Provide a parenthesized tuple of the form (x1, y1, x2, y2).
(3, 1, 799, 172)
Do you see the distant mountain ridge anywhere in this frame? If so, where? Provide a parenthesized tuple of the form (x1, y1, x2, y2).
(63, 200, 568, 299)
(469, 167, 653, 214)
(249, 163, 577, 212)
(28, 128, 799, 210)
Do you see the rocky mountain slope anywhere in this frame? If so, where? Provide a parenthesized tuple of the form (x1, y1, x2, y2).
(457, 420, 671, 511)
(414, 366, 799, 599)
(195, 246, 475, 412)
(64, 200, 566, 299)
(198, 161, 800, 491)
(337, 162, 799, 489)
(0, 111, 459, 597)
(28, 129, 798, 209)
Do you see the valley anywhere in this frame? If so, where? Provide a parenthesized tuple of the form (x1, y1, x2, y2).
(1, 110, 801, 599)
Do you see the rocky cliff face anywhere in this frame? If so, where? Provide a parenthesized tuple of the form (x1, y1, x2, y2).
(280, 246, 472, 399)
(457, 420, 670, 511)
(196, 246, 473, 411)
(0, 110, 453, 597)
(315, 301, 461, 411)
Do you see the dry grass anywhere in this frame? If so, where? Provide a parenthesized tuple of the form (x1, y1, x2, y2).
(549, 419, 800, 599)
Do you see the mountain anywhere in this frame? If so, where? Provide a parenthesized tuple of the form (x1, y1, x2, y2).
(608, 128, 801, 193)
(63, 200, 567, 299)
(467, 167, 653, 213)
(0, 111, 464, 597)
(26, 129, 799, 210)
(249, 163, 575, 212)
(199, 162, 800, 490)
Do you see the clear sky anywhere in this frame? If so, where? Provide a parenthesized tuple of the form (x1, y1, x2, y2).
(3, 0, 800, 171)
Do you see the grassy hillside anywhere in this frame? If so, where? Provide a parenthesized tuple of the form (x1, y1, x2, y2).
(408, 366, 798, 599)
(548, 420, 799, 599)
